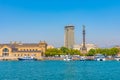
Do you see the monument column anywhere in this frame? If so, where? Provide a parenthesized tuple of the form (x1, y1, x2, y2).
(81, 25, 87, 53)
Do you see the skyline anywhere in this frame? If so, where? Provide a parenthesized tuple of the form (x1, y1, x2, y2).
(0, 0, 120, 48)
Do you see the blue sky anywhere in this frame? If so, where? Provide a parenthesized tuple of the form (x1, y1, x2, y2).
(0, 0, 120, 47)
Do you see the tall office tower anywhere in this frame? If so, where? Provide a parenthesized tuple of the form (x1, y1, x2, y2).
(81, 25, 87, 53)
(64, 25, 74, 48)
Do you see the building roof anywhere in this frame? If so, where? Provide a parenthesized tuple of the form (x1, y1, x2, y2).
(65, 25, 74, 29)
(0, 43, 39, 48)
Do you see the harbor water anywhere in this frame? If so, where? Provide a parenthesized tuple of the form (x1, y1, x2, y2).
(0, 60, 120, 80)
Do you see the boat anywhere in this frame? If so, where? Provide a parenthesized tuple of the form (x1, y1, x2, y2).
(18, 56, 37, 61)
(94, 54, 106, 61)
(80, 56, 86, 61)
(114, 56, 120, 61)
(80, 56, 94, 61)
(63, 55, 72, 61)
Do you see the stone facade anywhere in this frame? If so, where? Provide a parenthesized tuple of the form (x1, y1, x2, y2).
(73, 43, 98, 52)
(0, 41, 47, 60)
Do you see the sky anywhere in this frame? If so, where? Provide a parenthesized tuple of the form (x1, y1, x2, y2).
(0, 0, 120, 48)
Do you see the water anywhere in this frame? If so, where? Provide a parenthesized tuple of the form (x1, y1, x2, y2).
(0, 60, 120, 80)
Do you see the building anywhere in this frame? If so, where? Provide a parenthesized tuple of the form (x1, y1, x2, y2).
(0, 41, 47, 60)
(114, 46, 120, 56)
(64, 25, 75, 48)
(73, 43, 98, 52)
(47, 45, 54, 49)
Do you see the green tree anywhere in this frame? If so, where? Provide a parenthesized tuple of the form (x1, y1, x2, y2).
(109, 47, 119, 56)
(45, 48, 61, 56)
(74, 49, 82, 55)
(87, 49, 96, 56)
(60, 47, 69, 55)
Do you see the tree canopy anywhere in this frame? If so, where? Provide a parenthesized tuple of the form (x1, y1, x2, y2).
(87, 47, 119, 56)
(45, 47, 120, 57)
(45, 47, 82, 56)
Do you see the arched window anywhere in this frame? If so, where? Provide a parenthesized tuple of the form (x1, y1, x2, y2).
(33, 49, 34, 51)
(2, 48, 9, 57)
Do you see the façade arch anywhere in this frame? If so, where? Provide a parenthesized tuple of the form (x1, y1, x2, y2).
(2, 48, 9, 57)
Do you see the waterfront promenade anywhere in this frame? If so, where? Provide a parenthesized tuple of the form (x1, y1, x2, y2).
(0, 56, 114, 61)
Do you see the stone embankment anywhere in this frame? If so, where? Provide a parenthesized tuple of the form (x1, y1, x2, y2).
(0, 57, 18, 61)
(0, 56, 115, 61)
